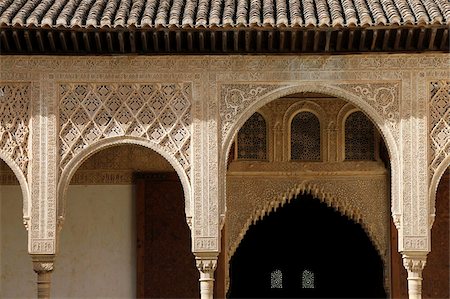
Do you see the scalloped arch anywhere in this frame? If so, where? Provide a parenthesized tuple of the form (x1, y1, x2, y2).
(0, 152, 30, 227)
(222, 83, 400, 217)
(227, 181, 383, 263)
(57, 136, 192, 228)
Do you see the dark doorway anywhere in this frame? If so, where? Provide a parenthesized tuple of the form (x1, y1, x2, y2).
(136, 172, 199, 298)
(228, 193, 386, 298)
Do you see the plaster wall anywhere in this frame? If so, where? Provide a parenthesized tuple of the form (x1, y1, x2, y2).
(53, 185, 136, 298)
(0, 185, 34, 298)
(0, 184, 136, 298)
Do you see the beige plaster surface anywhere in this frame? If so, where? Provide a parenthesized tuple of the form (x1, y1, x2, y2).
(0, 185, 34, 298)
(53, 185, 136, 298)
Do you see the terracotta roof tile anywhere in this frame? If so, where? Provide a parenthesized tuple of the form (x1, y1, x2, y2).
(1, 0, 448, 29)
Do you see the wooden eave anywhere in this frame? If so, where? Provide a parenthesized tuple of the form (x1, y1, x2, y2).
(0, 24, 448, 55)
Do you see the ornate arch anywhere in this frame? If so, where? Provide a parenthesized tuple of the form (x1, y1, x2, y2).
(0, 153, 30, 228)
(221, 83, 400, 218)
(57, 136, 192, 228)
(227, 181, 383, 261)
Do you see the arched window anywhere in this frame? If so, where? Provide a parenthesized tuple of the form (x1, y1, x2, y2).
(345, 111, 375, 160)
(237, 112, 267, 160)
(270, 269, 283, 289)
(291, 111, 321, 161)
(302, 269, 315, 289)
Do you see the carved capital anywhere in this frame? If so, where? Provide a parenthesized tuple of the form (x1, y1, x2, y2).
(402, 253, 427, 275)
(32, 255, 55, 274)
(195, 256, 218, 274)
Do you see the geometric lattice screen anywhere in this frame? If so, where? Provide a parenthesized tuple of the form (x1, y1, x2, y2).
(59, 83, 191, 176)
(429, 81, 450, 178)
(345, 111, 375, 161)
(237, 112, 267, 160)
(0, 83, 30, 175)
(291, 111, 321, 161)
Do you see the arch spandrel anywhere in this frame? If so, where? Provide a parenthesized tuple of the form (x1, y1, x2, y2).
(56, 82, 193, 230)
(0, 82, 32, 230)
(428, 80, 450, 228)
(220, 82, 401, 219)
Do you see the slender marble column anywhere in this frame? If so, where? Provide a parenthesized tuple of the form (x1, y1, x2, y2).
(196, 255, 218, 299)
(402, 252, 427, 299)
(32, 255, 55, 299)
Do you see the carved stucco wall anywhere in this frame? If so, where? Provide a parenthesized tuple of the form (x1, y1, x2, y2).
(0, 54, 448, 256)
(429, 80, 450, 227)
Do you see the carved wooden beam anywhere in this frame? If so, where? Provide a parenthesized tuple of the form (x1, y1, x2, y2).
(0, 30, 10, 51)
(393, 28, 401, 50)
(176, 31, 181, 52)
(359, 30, 366, 51)
(164, 31, 170, 52)
(405, 28, 413, 50)
(428, 28, 437, 50)
(234, 31, 239, 52)
(222, 31, 227, 52)
(313, 30, 320, 52)
(129, 31, 136, 53)
(245, 31, 251, 52)
(24, 30, 33, 52)
(95, 32, 102, 52)
(348, 30, 354, 50)
(106, 32, 113, 52)
(83, 32, 90, 52)
(290, 31, 297, 51)
(118, 31, 125, 52)
(141, 31, 147, 52)
(71, 32, 79, 52)
(210, 31, 216, 52)
(199, 31, 205, 51)
(302, 30, 308, 51)
(48, 31, 56, 51)
(370, 29, 378, 50)
(440, 28, 448, 50)
(279, 31, 285, 51)
(268, 31, 274, 51)
(187, 31, 193, 51)
(256, 30, 262, 52)
(325, 30, 332, 52)
(152, 31, 159, 52)
(382, 29, 390, 50)
(336, 30, 343, 51)
(36, 31, 45, 52)
(417, 28, 425, 49)
(59, 31, 67, 52)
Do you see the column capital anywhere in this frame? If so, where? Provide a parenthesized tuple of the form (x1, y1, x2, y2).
(195, 254, 218, 273)
(32, 254, 55, 273)
(402, 252, 427, 274)
(194, 253, 218, 299)
(401, 252, 428, 299)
